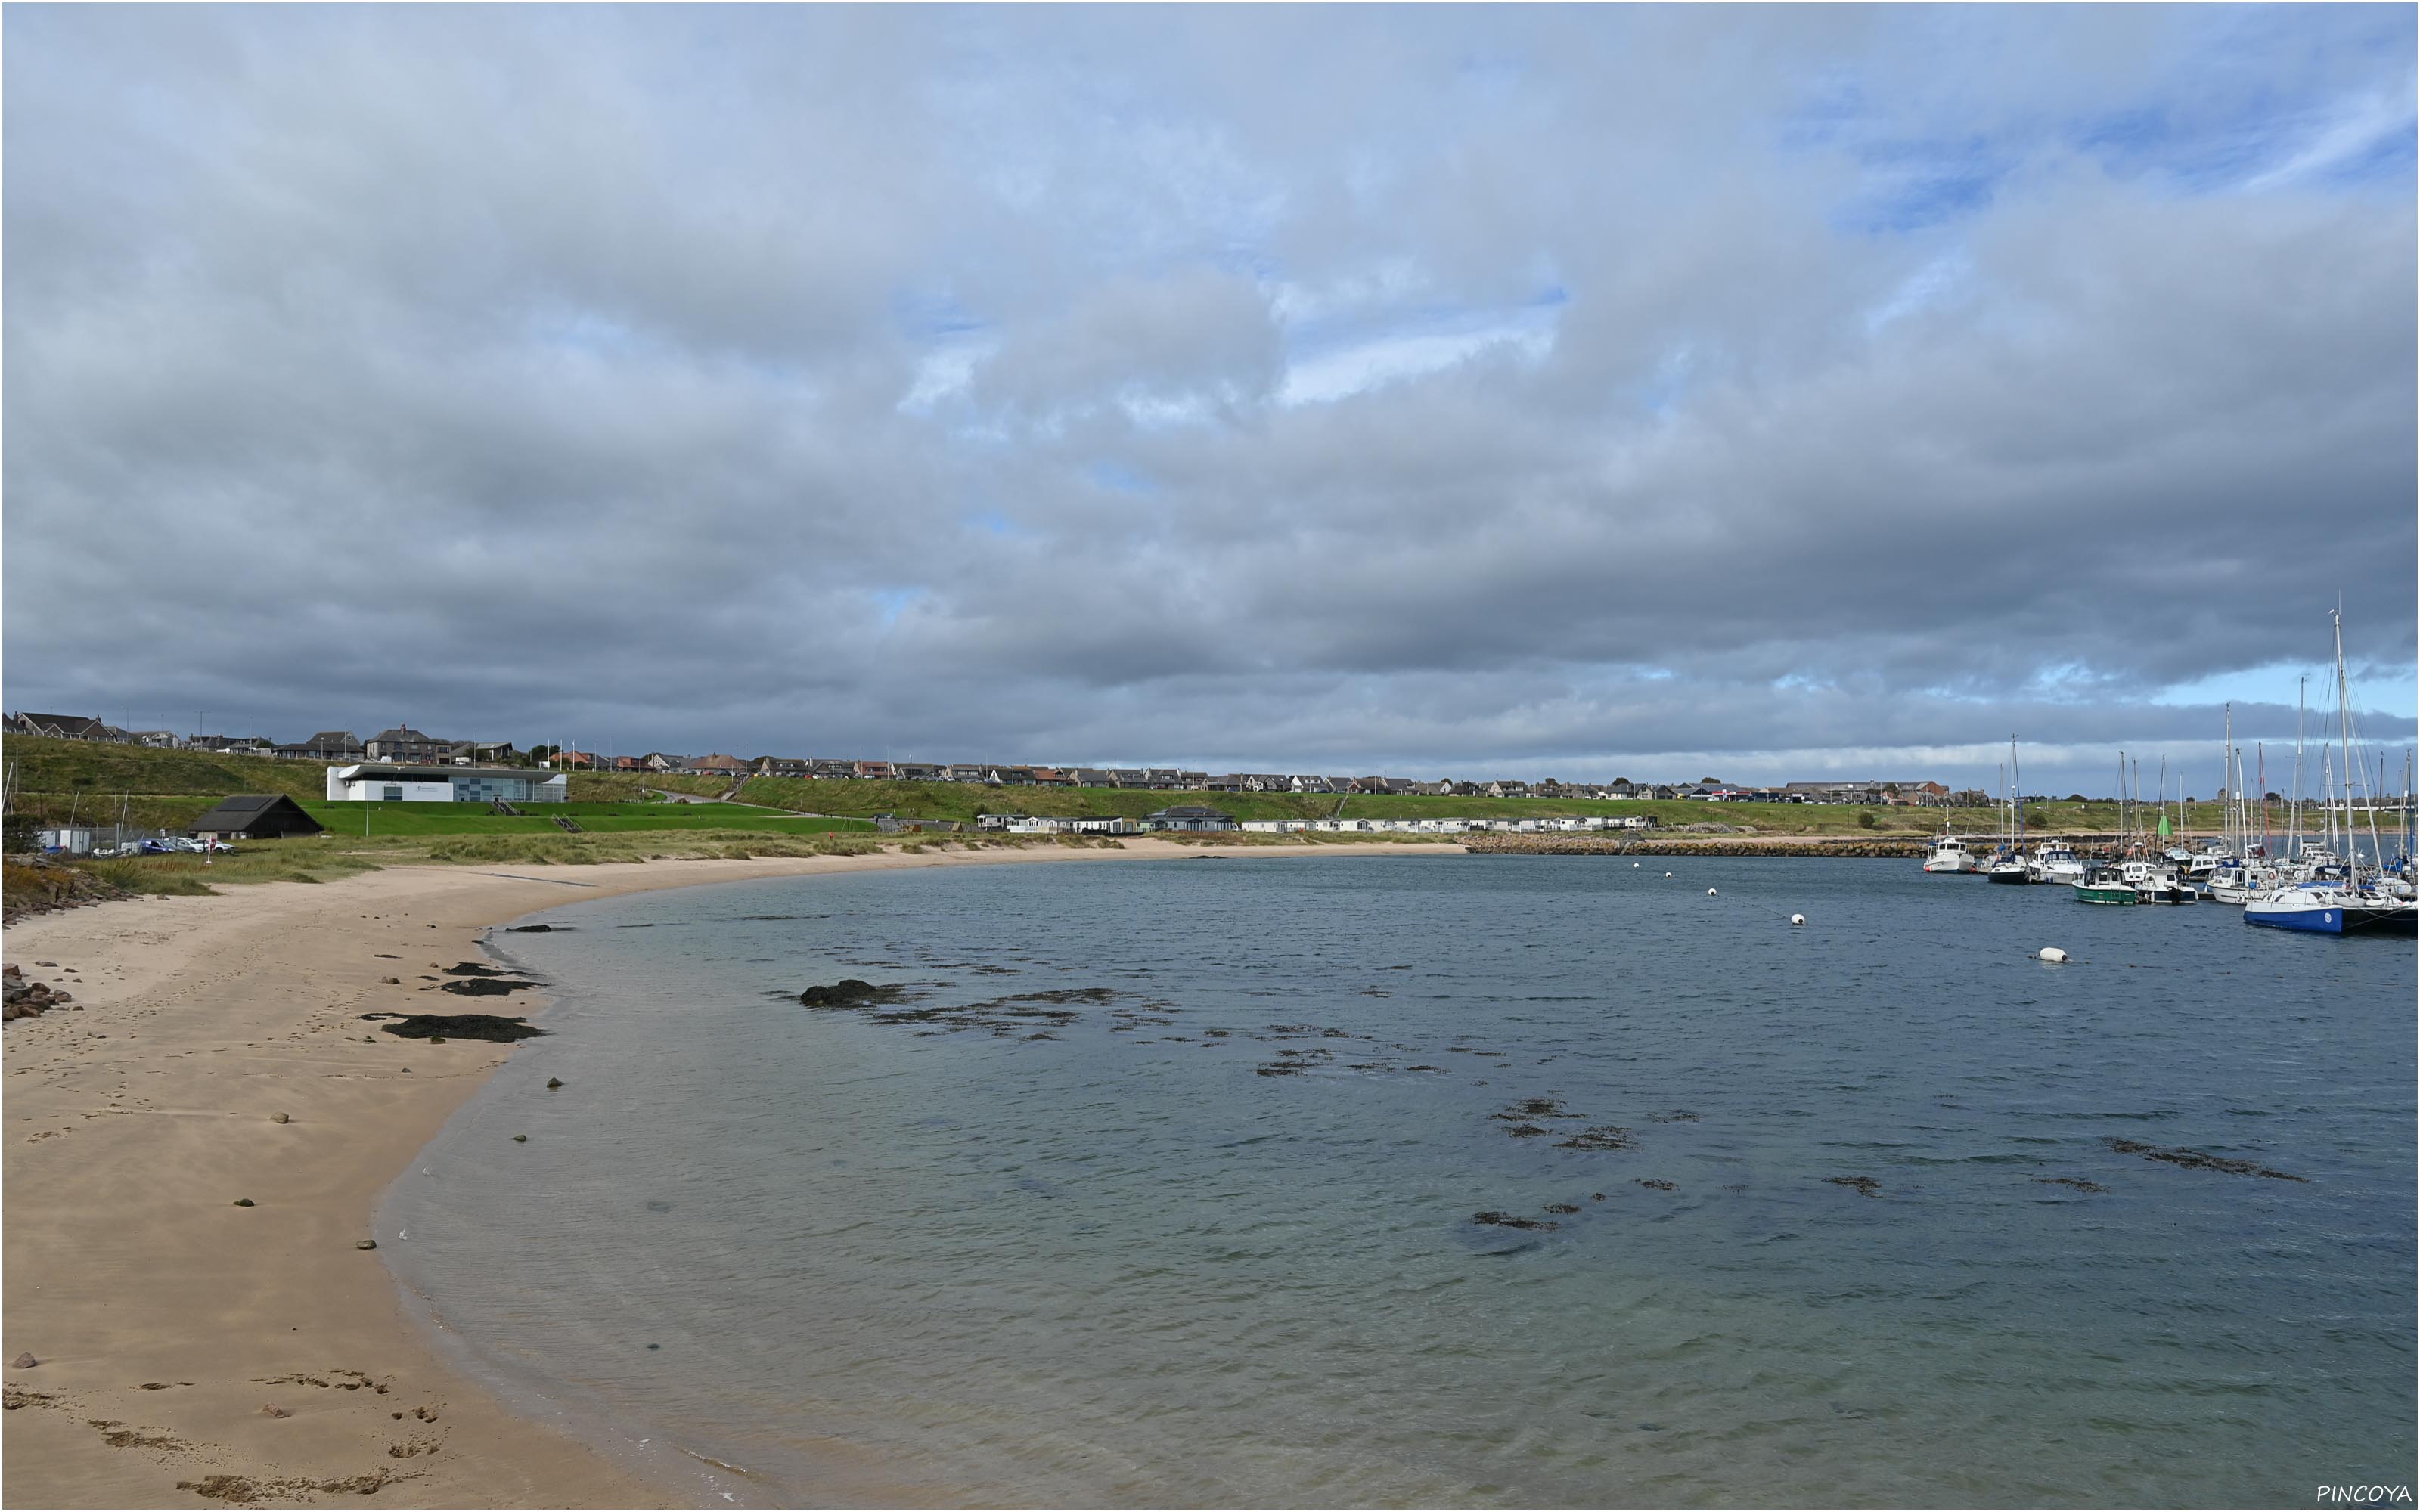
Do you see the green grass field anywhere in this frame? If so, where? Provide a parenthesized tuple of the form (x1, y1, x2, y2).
(718, 776, 2158, 837)
(298, 800, 875, 836)
(11, 734, 2262, 850)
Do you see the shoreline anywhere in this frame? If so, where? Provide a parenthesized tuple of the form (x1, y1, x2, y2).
(1, 840, 1455, 1508)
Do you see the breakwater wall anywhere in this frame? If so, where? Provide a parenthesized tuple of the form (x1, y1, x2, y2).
(1463, 830, 2148, 859)
(1463, 835, 1930, 858)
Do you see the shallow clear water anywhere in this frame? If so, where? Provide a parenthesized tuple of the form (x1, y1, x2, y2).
(378, 856, 2415, 1507)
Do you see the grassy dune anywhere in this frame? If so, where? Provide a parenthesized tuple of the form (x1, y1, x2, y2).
(4, 736, 331, 832)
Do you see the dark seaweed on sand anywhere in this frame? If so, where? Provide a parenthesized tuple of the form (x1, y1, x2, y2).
(361, 1012, 544, 1043)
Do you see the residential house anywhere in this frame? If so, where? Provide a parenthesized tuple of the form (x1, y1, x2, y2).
(547, 750, 599, 770)
(754, 757, 810, 778)
(275, 730, 366, 762)
(10, 713, 111, 741)
(1143, 804, 1239, 832)
(1108, 769, 1151, 789)
(852, 761, 898, 780)
(363, 727, 454, 762)
(895, 762, 944, 783)
(1485, 780, 1531, 798)
(1288, 775, 1331, 794)
(1202, 774, 1249, 792)
(687, 754, 749, 778)
(1028, 768, 1078, 788)
(1066, 768, 1115, 789)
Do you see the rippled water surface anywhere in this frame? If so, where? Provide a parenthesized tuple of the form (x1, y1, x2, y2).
(379, 856, 2415, 1506)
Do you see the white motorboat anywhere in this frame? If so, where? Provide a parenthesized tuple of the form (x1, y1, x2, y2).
(1924, 831, 1978, 873)
(2031, 844, 2087, 885)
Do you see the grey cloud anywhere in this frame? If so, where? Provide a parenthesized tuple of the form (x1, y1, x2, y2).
(5, 6, 2412, 797)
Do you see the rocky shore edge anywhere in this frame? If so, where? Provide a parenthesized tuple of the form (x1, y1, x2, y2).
(1462, 834, 1933, 858)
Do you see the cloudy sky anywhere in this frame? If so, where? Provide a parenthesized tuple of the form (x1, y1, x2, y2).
(7, 5, 2414, 796)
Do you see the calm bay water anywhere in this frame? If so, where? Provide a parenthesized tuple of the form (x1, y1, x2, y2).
(378, 856, 2415, 1507)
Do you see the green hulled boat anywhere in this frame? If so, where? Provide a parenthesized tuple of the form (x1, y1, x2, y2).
(2073, 865, 2138, 905)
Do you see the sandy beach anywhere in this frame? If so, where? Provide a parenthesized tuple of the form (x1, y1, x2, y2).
(2, 840, 1453, 1509)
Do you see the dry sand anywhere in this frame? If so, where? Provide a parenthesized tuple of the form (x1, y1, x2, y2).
(2, 840, 1454, 1508)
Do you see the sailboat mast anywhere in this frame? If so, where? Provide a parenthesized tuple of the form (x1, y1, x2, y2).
(2333, 606, 2359, 868)
(2012, 736, 2023, 846)
(2292, 676, 2307, 860)
(2222, 702, 2234, 854)
(2257, 743, 2268, 854)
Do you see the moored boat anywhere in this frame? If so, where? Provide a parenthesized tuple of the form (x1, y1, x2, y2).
(2243, 885, 2418, 935)
(2031, 844, 2086, 885)
(1924, 830, 1978, 874)
(2073, 865, 2138, 905)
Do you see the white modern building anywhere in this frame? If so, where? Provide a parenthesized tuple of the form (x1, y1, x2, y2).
(326, 762, 569, 804)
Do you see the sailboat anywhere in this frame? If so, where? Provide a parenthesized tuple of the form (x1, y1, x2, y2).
(2245, 608, 2418, 935)
(1987, 736, 2033, 883)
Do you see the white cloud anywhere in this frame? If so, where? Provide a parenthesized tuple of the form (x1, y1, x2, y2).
(1278, 303, 1560, 406)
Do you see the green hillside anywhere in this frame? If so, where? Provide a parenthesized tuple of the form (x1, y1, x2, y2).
(4, 735, 331, 831)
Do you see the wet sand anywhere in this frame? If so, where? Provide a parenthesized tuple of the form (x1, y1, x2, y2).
(1, 841, 1454, 1508)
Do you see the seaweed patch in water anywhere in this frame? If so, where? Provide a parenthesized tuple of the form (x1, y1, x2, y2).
(2034, 1176, 2109, 1193)
(1493, 1097, 1579, 1121)
(2102, 1137, 2304, 1182)
(798, 979, 909, 1008)
(1553, 1126, 1637, 1151)
(1472, 1211, 1559, 1231)
(1825, 1176, 1882, 1198)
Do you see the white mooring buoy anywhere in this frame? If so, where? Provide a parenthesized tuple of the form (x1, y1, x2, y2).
(1707, 888, 1718, 897)
(1665, 871, 1674, 878)
(1791, 913, 1806, 926)
(2039, 947, 2068, 964)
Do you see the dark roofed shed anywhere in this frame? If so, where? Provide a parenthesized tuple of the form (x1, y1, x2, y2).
(188, 795, 324, 841)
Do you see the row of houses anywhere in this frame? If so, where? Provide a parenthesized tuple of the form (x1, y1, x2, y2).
(569, 757, 1956, 804)
(2, 716, 523, 768)
(5, 713, 1960, 807)
(977, 809, 1663, 836)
